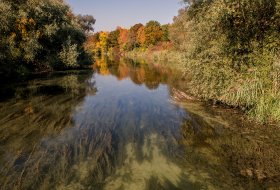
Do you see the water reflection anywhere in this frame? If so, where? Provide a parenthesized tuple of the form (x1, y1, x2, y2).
(0, 58, 279, 190)
(94, 56, 182, 90)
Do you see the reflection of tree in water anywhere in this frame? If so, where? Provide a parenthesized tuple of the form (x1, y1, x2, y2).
(94, 57, 181, 90)
(94, 57, 111, 76)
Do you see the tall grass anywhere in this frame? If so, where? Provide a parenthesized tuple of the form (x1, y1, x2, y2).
(126, 48, 280, 124)
(125, 49, 185, 70)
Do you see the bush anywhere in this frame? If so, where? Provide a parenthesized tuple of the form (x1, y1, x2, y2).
(59, 40, 79, 68)
(169, 0, 280, 123)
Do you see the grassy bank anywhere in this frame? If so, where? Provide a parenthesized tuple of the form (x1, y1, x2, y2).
(124, 49, 185, 69)
(124, 49, 280, 125)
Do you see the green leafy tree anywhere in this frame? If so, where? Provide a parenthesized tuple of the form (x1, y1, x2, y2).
(59, 39, 79, 68)
(77, 14, 96, 34)
(169, 8, 189, 51)
(161, 24, 170, 42)
(0, 0, 95, 78)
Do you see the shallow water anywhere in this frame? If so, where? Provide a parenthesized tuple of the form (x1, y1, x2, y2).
(0, 58, 279, 190)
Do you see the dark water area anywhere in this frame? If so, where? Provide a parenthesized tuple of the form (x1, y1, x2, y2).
(0, 58, 279, 190)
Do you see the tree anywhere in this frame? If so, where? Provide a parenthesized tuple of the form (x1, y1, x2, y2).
(108, 29, 120, 48)
(99, 31, 109, 54)
(137, 26, 146, 48)
(118, 27, 129, 51)
(59, 39, 79, 68)
(0, 0, 95, 78)
(126, 23, 143, 50)
(85, 32, 102, 56)
(107, 29, 121, 55)
(144, 21, 164, 46)
(219, 0, 280, 69)
(169, 8, 189, 51)
(77, 14, 96, 34)
(161, 24, 170, 42)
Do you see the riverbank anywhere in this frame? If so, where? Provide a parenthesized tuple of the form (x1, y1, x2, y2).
(125, 49, 184, 67)
(123, 49, 280, 125)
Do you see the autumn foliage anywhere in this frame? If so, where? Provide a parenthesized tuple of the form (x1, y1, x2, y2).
(0, 0, 95, 79)
(85, 21, 170, 56)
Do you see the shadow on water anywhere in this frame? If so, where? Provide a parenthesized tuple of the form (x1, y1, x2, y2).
(0, 57, 279, 190)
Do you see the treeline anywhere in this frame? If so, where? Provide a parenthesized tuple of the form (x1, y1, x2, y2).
(170, 0, 280, 123)
(85, 21, 170, 56)
(0, 0, 95, 79)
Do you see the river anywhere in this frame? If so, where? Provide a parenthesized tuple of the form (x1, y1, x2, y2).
(0, 57, 279, 190)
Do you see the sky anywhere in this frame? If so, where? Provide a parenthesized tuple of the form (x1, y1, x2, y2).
(66, 0, 183, 32)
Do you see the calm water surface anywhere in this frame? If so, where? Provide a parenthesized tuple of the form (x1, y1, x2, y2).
(0, 58, 279, 190)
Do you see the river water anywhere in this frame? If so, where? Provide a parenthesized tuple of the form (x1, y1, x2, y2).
(0, 58, 279, 190)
